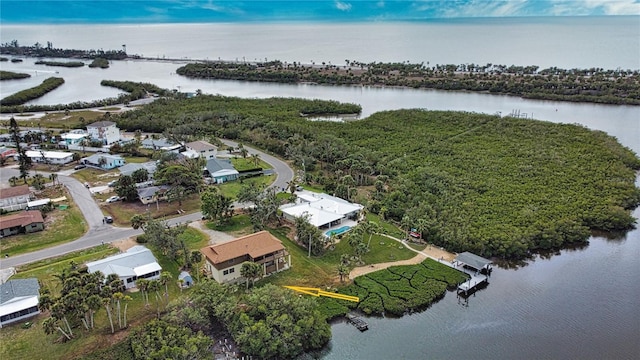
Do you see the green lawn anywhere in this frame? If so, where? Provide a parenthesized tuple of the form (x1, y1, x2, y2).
(72, 168, 120, 186)
(104, 193, 202, 227)
(229, 157, 272, 171)
(0, 206, 87, 256)
(216, 176, 274, 200)
(122, 156, 151, 164)
(206, 214, 252, 234)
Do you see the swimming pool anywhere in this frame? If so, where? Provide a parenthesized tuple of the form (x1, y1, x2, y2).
(325, 226, 351, 237)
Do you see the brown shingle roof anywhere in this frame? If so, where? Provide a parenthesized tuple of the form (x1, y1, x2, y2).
(186, 140, 216, 152)
(0, 185, 31, 200)
(200, 231, 285, 265)
(0, 210, 44, 230)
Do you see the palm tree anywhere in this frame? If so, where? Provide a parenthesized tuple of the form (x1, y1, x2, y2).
(251, 153, 260, 166)
(136, 279, 150, 306)
(337, 264, 349, 283)
(160, 271, 172, 302)
(122, 294, 132, 328)
(49, 173, 58, 187)
(365, 221, 382, 248)
(86, 294, 102, 329)
(102, 297, 115, 334)
(8, 176, 18, 186)
(112, 292, 124, 329)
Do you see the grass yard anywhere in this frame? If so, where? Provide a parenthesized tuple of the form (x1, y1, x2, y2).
(17, 110, 104, 129)
(72, 168, 120, 187)
(216, 176, 274, 200)
(0, 205, 86, 256)
(229, 156, 272, 171)
(103, 193, 202, 227)
(122, 156, 151, 164)
(206, 214, 253, 235)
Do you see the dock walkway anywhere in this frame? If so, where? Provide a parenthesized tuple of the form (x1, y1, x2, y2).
(346, 314, 369, 331)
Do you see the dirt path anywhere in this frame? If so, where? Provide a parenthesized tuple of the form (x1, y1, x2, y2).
(348, 234, 456, 280)
(188, 220, 235, 245)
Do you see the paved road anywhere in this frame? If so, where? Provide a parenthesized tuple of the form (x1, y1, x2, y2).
(0, 142, 293, 269)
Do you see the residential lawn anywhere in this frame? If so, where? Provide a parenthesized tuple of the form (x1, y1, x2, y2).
(298, 183, 325, 193)
(215, 176, 274, 200)
(122, 156, 151, 164)
(98, 107, 121, 111)
(276, 192, 296, 203)
(0, 205, 86, 256)
(20, 110, 103, 129)
(206, 214, 252, 235)
(72, 168, 120, 187)
(366, 212, 406, 239)
(103, 193, 202, 227)
(178, 226, 210, 250)
(229, 156, 271, 171)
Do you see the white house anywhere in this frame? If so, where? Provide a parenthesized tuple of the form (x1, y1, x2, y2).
(81, 153, 125, 170)
(16, 150, 74, 165)
(184, 140, 217, 160)
(280, 191, 363, 229)
(86, 121, 120, 145)
(0, 185, 33, 212)
(86, 246, 162, 289)
(141, 138, 180, 152)
(0, 278, 41, 328)
(59, 132, 88, 146)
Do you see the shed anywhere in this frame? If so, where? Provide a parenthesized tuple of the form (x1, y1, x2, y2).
(178, 271, 193, 288)
(454, 252, 493, 272)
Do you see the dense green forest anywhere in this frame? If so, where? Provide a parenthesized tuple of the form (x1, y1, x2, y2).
(113, 95, 640, 259)
(177, 61, 640, 105)
(0, 70, 31, 80)
(35, 60, 84, 67)
(0, 77, 64, 106)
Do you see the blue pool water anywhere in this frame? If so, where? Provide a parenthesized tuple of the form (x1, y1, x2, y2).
(325, 226, 351, 237)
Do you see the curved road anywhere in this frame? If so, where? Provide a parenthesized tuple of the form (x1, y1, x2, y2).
(0, 141, 293, 269)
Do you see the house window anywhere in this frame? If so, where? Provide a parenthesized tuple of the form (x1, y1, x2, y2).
(223, 268, 235, 276)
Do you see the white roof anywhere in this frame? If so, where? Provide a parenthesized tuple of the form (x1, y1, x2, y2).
(0, 296, 39, 317)
(60, 133, 88, 140)
(281, 203, 344, 227)
(86, 245, 161, 279)
(27, 198, 51, 207)
(24, 150, 73, 159)
(181, 149, 199, 158)
(211, 169, 239, 177)
(296, 191, 363, 215)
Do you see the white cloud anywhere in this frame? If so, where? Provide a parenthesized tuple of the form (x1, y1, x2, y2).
(549, 0, 640, 16)
(376, 1, 386, 8)
(438, 0, 531, 18)
(335, 1, 353, 11)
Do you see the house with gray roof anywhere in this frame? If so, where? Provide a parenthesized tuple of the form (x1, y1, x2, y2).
(141, 137, 180, 151)
(0, 278, 41, 328)
(205, 158, 239, 184)
(137, 185, 170, 205)
(81, 153, 125, 170)
(185, 140, 217, 160)
(86, 246, 162, 290)
(119, 161, 157, 178)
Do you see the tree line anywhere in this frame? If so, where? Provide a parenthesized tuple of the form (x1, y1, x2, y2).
(35, 60, 84, 67)
(0, 70, 31, 80)
(0, 40, 127, 60)
(176, 60, 640, 105)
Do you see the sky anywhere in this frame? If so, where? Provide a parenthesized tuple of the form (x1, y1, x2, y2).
(1, 0, 639, 23)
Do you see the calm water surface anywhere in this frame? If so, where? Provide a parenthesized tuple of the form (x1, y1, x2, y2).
(1, 19, 639, 359)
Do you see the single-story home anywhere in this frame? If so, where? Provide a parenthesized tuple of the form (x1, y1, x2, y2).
(15, 150, 74, 165)
(85, 245, 162, 290)
(200, 231, 290, 284)
(119, 161, 157, 178)
(26, 198, 51, 210)
(59, 132, 88, 146)
(81, 153, 126, 170)
(0, 278, 41, 328)
(0, 185, 33, 212)
(205, 158, 239, 184)
(280, 191, 363, 229)
(184, 140, 217, 160)
(141, 137, 180, 152)
(0, 210, 45, 237)
(137, 185, 170, 205)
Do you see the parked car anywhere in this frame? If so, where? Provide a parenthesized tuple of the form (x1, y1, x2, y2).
(106, 196, 120, 203)
(74, 164, 86, 170)
(104, 216, 113, 224)
(84, 182, 90, 188)
(107, 180, 118, 187)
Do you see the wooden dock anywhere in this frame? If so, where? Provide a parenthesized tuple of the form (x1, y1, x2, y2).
(346, 314, 368, 331)
(457, 273, 489, 295)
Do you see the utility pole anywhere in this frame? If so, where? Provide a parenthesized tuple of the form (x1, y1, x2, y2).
(308, 233, 312, 257)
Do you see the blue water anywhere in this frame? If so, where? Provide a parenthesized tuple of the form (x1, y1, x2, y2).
(0, 1, 634, 24)
(325, 226, 351, 237)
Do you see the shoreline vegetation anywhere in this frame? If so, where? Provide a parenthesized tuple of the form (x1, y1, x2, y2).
(0, 77, 65, 106)
(0, 70, 31, 80)
(35, 60, 84, 67)
(175, 60, 640, 105)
